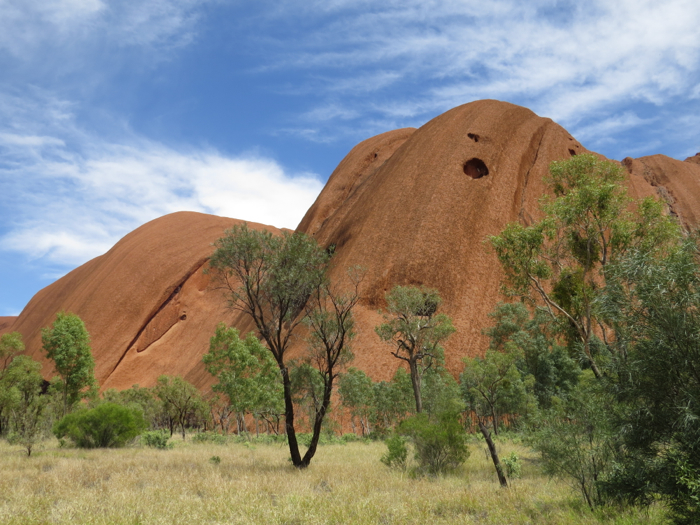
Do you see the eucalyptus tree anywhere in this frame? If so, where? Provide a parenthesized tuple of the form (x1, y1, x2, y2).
(41, 312, 95, 415)
(209, 224, 360, 468)
(203, 323, 283, 434)
(375, 286, 455, 413)
(490, 154, 679, 378)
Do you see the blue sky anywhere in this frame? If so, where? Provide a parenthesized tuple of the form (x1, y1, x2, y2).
(1, 0, 699, 316)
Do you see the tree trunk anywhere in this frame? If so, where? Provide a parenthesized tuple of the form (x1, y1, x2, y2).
(409, 358, 423, 413)
(281, 367, 303, 467)
(300, 376, 334, 468)
(479, 419, 508, 488)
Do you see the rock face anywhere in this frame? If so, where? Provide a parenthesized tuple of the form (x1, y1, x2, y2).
(9, 100, 700, 389)
(296, 100, 590, 378)
(12, 212, 280, 390)
(622, 155, 700, 229)
(0, 317, 16, 334)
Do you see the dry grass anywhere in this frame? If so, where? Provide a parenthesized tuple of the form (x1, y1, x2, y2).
(0, 437, 668, 525)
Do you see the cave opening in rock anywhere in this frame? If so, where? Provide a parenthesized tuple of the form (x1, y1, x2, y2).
(463, 158, 489, 179)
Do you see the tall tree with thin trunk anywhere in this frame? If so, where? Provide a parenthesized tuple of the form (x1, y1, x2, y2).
(376, 286, 455, 413)
(461, 349, 534, 488)
(209, 224, 359, 468)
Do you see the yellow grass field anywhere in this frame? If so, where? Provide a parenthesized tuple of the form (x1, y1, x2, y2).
(0, 437, 668, 525)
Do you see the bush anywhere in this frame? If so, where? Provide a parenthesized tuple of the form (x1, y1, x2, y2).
(141, 430, 172, 449)
(53, 403, 146, 448)
(381, 434, 408, 471)
(399, 412, 469, 476)
(192, 431, 227, 445)
(503, 451, 522, 479)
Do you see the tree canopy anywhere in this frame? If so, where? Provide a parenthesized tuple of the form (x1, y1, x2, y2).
(376, 285, 455, 413)
(41, 312, 95, 415)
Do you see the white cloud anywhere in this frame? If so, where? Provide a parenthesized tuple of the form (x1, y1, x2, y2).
(257, 0, 700, 150)
(0, 93, 323, 268)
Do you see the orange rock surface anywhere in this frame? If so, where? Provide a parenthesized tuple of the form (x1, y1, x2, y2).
(0, 317, 16, 334)
(12, 212, 278, 390)
(9, 100, 700, 389)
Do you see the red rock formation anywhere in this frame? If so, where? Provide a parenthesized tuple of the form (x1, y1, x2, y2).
(11, 212, 280, 390)
(685, 153, 700, 165)
(296, 99, 592, 379)
(9, 100, 700, 390)
(0, 317, 16, 334)
(622, 155, 700, 229)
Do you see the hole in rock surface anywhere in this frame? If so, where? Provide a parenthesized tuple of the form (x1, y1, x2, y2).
(467, 133, 480, 142)
(569, 149, 577, 156)
(180, 314, 187, 321)
(463, 158, 489, 179)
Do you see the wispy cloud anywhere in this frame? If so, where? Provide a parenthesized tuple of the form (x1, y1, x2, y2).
(0, 0, 204, 57)
(0, 92, 323, 268)
(251, 0, 700, 156)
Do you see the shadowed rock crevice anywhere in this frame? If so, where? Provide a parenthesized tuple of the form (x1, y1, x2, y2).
(111, 258, 209, 376)
(517, 122, 548, 223)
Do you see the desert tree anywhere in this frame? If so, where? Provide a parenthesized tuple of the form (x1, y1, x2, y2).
(338, 367, 375, 436)
(2, 355, 48, 455)
(598, 237, 700, 523)
(0, 332, 25, 372)
(298, 266, 362, 458)
(208, 223, 360, 468)
(461, 349, 534, 487)
(154, 376, 206, 440)
(41, 312, 95, 415)
(489, 154, 679, 378)
(376, 285, 455, 413)
(203, 323, 283, 435)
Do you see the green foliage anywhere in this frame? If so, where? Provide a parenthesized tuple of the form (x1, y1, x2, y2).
(421, 367, 464, 417)
(338, 367, 374, 435)
(489, 154, 680, 378)
(209, 222, 358, 469)
(502, 452, 522, 479)
(485, 302, 580, 409)
(208, 224, 328, 356)
(376, 286, 455, 413)
(461, 349, 534, 434)
(154, 376, 207, 440)
(381, 434, 408, 471)
(526, 372, 616, 510)
(599, 238, 700, 524)
(203, 324, 283, 428)
(102, 384, 161, 429)
(41, 311, 95, 415)
(192, 431, 228, 445)
(53, 402, 146, 448)
(372, 368, 415, 434)
(3, 355, 49, 456)
(398, 411, 469, 476)
(141, 430, 172, 449)
(0, 332, 25, 372)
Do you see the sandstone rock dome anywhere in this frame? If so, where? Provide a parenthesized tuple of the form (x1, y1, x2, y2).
(11, 212, 282, 390)
(8, 100, 700, 389)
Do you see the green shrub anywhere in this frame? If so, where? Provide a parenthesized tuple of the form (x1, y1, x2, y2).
(141, 430, 172, 449)
(192, 431, 228, 445)
(53, 402, 146, 448)
(399, 411, 469, 476)
(381, 434, 408, 471)
(503, 451, 522, 479)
